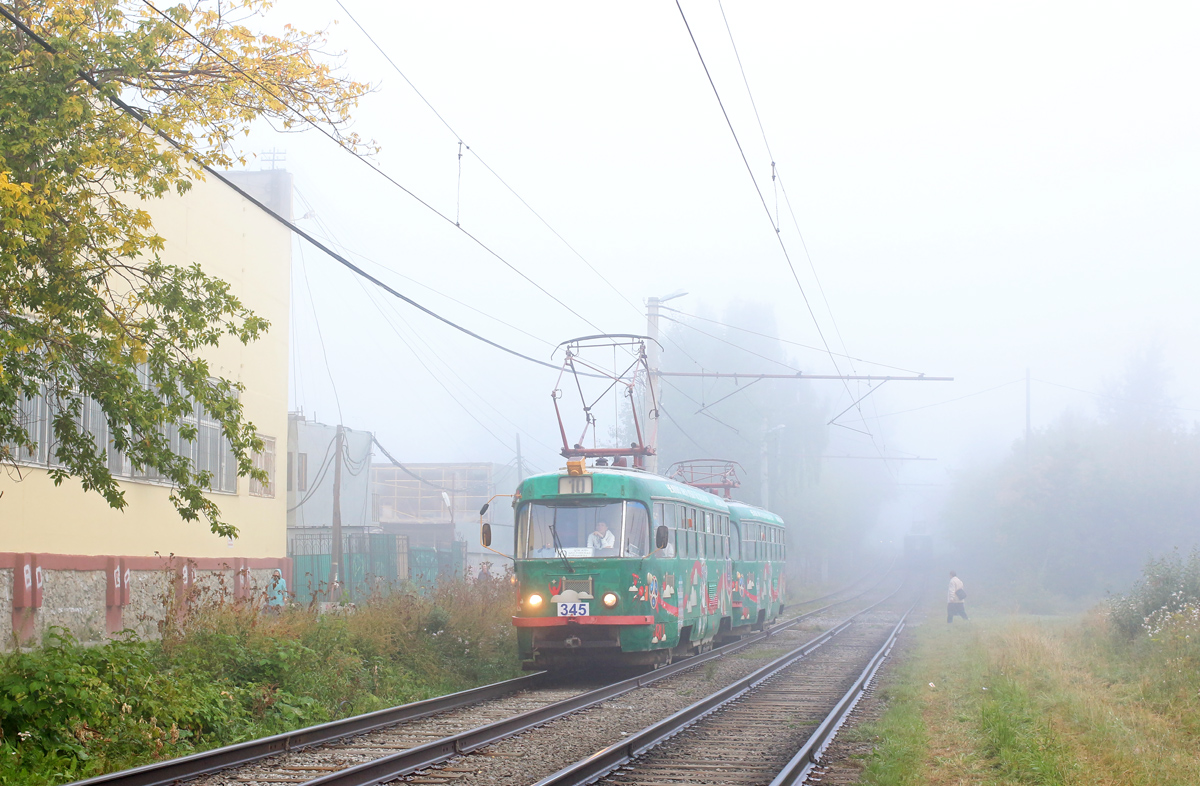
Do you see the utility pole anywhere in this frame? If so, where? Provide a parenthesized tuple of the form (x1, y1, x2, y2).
(760, 419, 770, 509)
(327, 424, 344, 603)
(645, 290, 687, 474)
(1025, 368, 1031, 463)
(515, 433, 524, 482)
(645, 297, 662, 475)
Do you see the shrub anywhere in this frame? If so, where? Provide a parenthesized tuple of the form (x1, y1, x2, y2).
(1108, 549, 1200, 638)
(0, 574, 520, 786)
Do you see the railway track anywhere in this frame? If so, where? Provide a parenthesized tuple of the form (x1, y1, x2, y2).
(532, 588, 913, 786)
(69, 570, 891, 786)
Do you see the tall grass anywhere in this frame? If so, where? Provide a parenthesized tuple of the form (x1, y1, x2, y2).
(0, 574, 521, 786)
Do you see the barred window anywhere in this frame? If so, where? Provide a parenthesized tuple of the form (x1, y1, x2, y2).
(250, 436, 275, 497)
(6, 382, 240, 494)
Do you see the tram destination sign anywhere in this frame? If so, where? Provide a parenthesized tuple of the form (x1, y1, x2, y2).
(559, 475, 593, 494)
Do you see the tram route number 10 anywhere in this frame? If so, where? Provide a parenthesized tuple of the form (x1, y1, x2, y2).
(557, 602, 590, 617)
(558, 475, 593, 494)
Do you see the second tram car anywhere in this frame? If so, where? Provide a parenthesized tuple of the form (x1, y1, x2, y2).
(509, 464, 787, 670)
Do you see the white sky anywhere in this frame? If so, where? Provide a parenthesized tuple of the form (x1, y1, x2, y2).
(240, 1, 1200, 527)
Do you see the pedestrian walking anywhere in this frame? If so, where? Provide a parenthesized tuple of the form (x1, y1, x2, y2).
(947, 571, 968, 623)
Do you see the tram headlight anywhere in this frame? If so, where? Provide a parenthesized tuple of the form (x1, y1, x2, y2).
(527, 593, 544, 608)
(602, 592, 619, 608)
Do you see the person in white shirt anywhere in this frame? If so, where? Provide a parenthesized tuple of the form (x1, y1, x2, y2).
(587, 520, 616, 551)
(947, 571, 968, 623)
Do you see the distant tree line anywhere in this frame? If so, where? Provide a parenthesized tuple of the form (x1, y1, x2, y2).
(941, 347, 1200, 601)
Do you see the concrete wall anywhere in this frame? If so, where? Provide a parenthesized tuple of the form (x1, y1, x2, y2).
(0, 553, 291, 648)
(0, 169, 291, 560)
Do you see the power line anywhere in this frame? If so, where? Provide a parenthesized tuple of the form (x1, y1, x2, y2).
(353, 277, 515, 453)
(287, 434, 338, 512)
(293, 187, 557, 351)
(671, 0, 888, 472)
(1033, 378, 1200, 413)
(362, 276, 559, 453)
(297, 243, 343, 424)
(0, 5, 598, 381)
(715, 0, 855, 367)
(139, 0, 606, 336)
(295, 190, 561, 454)
(659, 404, 711, 454)
(867, 379, 1025, 420)
(371, 436, 463, 492)
(660, 306, 923, 374)
(329, 0, 709, 373)
(660, 314, 807, 374)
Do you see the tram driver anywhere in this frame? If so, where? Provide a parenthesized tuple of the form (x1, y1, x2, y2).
(587, 519, 617, 553)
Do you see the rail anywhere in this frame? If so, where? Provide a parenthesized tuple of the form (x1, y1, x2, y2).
(530, 586, 911, 786)
(68, 562, 893, 786)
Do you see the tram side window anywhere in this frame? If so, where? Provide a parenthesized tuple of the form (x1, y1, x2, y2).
(662, 503, 677, 557)
(625, 501, 650, 556)
(689, 507, 698, 557)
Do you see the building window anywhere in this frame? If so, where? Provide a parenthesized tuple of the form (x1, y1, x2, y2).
(297, 452, 308, 491)
(250, 436, 276, 497)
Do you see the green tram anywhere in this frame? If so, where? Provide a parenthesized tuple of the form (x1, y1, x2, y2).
(508, 465, 787, 670)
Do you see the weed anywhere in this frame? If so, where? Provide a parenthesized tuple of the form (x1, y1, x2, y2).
(0, 575, 520, 786)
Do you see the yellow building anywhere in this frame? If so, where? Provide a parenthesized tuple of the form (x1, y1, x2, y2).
(0, 170, 293, 646)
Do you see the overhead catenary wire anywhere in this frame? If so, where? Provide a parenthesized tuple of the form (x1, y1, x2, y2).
(330, 0, 711, 374)
(293, 187, 557, 351)
(671, 1, 890, 476)
(866, 378, 1025, 419)
(659, 306, 924, 375)
(297, 243, 343, 425)
(715, 0, 855, 366)
(0, 5, 600, 381)
(1033, 378, 1200, 413)
(139, 0, 607, 337)
(287, 434, 338, 512)
(371, 436, 464, 492)
(294, 192, 561, 454)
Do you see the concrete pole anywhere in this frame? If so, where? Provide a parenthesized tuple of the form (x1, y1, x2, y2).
(328, 424, 344, 603)
(760, 417, 770, 509)
(1025, 368, 1031, 463)
(645, 297, 662, 475)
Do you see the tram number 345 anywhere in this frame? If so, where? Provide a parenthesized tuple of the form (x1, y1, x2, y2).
(557, 602, 590, 617)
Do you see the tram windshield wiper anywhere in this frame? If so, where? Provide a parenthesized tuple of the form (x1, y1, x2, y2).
(548, 522, 575, 574)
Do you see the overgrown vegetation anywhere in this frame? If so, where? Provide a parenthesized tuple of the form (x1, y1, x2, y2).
(858, 581, 1200, 785)
(0, 577, 519, 786)
(940, 346, 1200, 604)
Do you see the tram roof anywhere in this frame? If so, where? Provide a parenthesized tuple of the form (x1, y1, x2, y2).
(522, 466, 786, 526)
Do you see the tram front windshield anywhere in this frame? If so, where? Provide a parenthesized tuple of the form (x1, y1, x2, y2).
(518, 501, 650, 559)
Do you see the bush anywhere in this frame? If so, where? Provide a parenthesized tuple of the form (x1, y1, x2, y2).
(1108, 549, 1200, 638)
(0, 574, 520, 786)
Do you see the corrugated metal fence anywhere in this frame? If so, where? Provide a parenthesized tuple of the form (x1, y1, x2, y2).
(289, 533, 466, 601)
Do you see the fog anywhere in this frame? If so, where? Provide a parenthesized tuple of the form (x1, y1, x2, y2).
(237, 1, 1200, 581)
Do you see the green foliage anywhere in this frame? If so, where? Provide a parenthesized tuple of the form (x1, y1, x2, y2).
(0, 578, 520, 786)
(941, 348, 1200, 601)
(0, 0, 370, 534)
(1108, 549, 1200, 639)
(978, 675, 1067, 785)
(857, 677, 926, 786)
